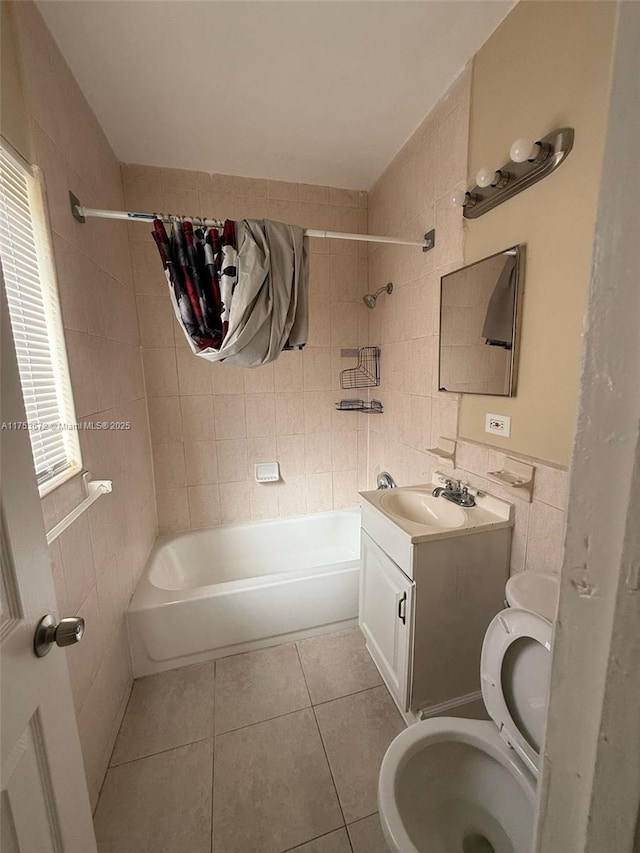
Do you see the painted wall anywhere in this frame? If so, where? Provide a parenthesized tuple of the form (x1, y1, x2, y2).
(459, 0, 616, 466)
(122, 166, 369, 531)
(366, 66, 569, 577)
(8, 1, 157, 809)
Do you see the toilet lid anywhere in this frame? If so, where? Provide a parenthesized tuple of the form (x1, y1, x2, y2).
(480, 607, 553, 778)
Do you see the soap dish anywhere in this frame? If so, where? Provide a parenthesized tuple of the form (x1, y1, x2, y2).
(487, 457, 535, 501)
(255, 462, 280, 483)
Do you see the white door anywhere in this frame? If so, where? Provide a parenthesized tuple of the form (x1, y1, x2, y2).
(359, 530, 414, 711)
(0, 289, 97, 852)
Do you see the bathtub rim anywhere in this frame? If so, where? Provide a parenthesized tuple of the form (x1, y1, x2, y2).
(130, 507, 361, 609)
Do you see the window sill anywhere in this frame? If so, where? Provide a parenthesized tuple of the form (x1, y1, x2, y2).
(38, 463, 83, 499)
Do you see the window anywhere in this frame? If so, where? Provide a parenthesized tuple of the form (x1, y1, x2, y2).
(0, 140, 82, 494)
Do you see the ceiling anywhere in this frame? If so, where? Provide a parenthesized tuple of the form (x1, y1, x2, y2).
(37, 1, 514, 190)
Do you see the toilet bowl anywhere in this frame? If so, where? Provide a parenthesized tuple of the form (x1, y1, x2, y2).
(378, 607, 553, 853)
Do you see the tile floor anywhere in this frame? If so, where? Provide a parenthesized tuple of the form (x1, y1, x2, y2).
(93, 628, 404, 852)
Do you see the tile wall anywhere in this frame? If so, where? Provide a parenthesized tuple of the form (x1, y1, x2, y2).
(13, 2, 157, 808)
(365, 66, 568, 575)
(122, 165, 370, 532)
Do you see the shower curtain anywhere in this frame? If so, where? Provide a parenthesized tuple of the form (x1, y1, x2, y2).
(152, 217, 309, 367)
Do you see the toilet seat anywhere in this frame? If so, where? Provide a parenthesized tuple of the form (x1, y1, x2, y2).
(480, 607, 553, 778)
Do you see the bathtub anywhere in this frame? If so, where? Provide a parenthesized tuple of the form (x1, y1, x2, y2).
(127, 510, 361, 676)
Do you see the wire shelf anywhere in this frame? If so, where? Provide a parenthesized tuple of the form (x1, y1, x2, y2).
(335, 399, 383, 414)
(340, 346, 380, 389)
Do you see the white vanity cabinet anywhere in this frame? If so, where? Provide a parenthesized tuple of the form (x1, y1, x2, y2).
(360, 531, 414, 710)
(358, 491, 512, 720)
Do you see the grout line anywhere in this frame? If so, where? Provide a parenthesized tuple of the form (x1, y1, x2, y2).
(311, 682, 384, 710)
(108, 735, 213, 769)
(294, 644, 351, 845)
(281, 826, 350, 853)
(214, 703, 313, 737)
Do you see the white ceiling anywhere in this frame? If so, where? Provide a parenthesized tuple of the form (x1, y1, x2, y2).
(37, 0, 514, 190)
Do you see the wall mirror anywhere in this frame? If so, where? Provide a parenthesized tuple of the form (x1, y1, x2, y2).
(438, 245, 524, 396)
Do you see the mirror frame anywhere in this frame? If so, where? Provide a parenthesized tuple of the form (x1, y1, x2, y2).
(438, 244, 525, 397)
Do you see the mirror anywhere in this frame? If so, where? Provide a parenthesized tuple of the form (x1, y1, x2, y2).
(438, 245, 524, 396)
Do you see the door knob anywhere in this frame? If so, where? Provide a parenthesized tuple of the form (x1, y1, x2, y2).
(33, 614, 85, 658)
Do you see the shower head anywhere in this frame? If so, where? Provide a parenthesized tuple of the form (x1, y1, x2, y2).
(362, 282, 393, 309)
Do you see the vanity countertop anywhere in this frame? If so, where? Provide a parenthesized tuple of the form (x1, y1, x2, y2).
(359, 477, 514, 545)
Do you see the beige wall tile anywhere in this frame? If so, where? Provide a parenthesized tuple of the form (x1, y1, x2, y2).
(176, 348, 212, 396)
(277, 434, 306, 478)
(246, 393, 276, 437)
(276, 392, 305, 435)
(147, 396, 182, 444)
(306, 473, 333, 514)
(217, 439, 249, 484)
(525, 500, 566, 574)
(214, 395, 247, 440)
(180, 395, 215, 441)
(305, 432, 333, 474)
(184, 440, 219, 485)
(156, 487, 190, 534)
(152, 442, 186, 489)
(219, 482, 252, 525)
(142, 348, 178, 397)
(303, 347, 332, 391)
(275, 350, 304, 392)
(188, 485, 221, 529)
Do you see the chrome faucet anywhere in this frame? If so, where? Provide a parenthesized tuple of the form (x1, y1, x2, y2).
(377, 472, 397, 489)
(432, 479, 477, 507)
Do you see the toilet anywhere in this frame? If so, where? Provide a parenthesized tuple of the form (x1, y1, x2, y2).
(378, 603, 553, 853)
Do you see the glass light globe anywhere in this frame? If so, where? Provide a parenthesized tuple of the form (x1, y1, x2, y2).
(450, 187, 467, 208)
(476, 166, 496, 188)
(510, 137, 537, 163)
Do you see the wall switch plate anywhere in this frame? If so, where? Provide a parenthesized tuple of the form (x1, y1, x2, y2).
(486, 413, 511, 437)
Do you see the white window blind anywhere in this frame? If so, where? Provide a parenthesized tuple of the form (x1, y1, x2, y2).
(0, 142, 82, 492)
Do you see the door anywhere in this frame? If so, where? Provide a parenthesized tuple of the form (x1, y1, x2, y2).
(359, 530, 414, 711)
(0, 287, 97, 852)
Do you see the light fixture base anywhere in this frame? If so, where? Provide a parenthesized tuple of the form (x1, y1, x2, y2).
(464, 128, 574, 219)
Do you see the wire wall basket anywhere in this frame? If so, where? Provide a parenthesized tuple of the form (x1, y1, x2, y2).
(340, 346, 380, 389)
(335, 399, 383, 414)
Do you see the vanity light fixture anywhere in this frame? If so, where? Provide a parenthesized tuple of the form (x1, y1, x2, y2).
(510, 137, 551, 164)
(449, 187, 478, 209)
(476, 166, 510, 189)
(452, 127, 574, 219)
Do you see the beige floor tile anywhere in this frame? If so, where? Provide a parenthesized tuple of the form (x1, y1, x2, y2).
(213, 709, 342, 853)
(215, 643, 310, 733)
(347, 813, 389, 853)
(287, 828, 352, 852)
(314, 686, 405, 824)
(94, 740, 213, 853)
(110, 663, 214, 765)
(297, 628, 382, 704)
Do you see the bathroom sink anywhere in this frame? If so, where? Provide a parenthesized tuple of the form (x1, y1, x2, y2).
(505, 572, 559, 622)
(379, 489, 466, 529)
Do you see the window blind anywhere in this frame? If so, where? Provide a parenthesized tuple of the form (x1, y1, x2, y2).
(0, 142, 81, 490)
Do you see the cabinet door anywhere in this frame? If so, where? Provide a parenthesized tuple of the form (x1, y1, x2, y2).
(359, 530, 414, 711)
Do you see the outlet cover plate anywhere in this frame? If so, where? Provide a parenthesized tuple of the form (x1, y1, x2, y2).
(486, 413, 511, 437)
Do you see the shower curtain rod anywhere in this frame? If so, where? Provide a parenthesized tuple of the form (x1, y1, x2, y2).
(69, 196, 435, 252)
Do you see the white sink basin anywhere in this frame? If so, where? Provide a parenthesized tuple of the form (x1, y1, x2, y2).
(379, 489, 466, 529)
(505, 572, 559, 622)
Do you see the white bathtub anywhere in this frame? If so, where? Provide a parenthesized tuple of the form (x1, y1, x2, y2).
(127, 510, 361, 676)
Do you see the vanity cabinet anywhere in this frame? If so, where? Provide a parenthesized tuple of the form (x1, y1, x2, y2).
(360, 532, 414, 710)
(359, 498, 511, 720)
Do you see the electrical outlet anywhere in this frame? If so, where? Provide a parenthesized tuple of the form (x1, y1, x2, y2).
(486, 413, 511, 437)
